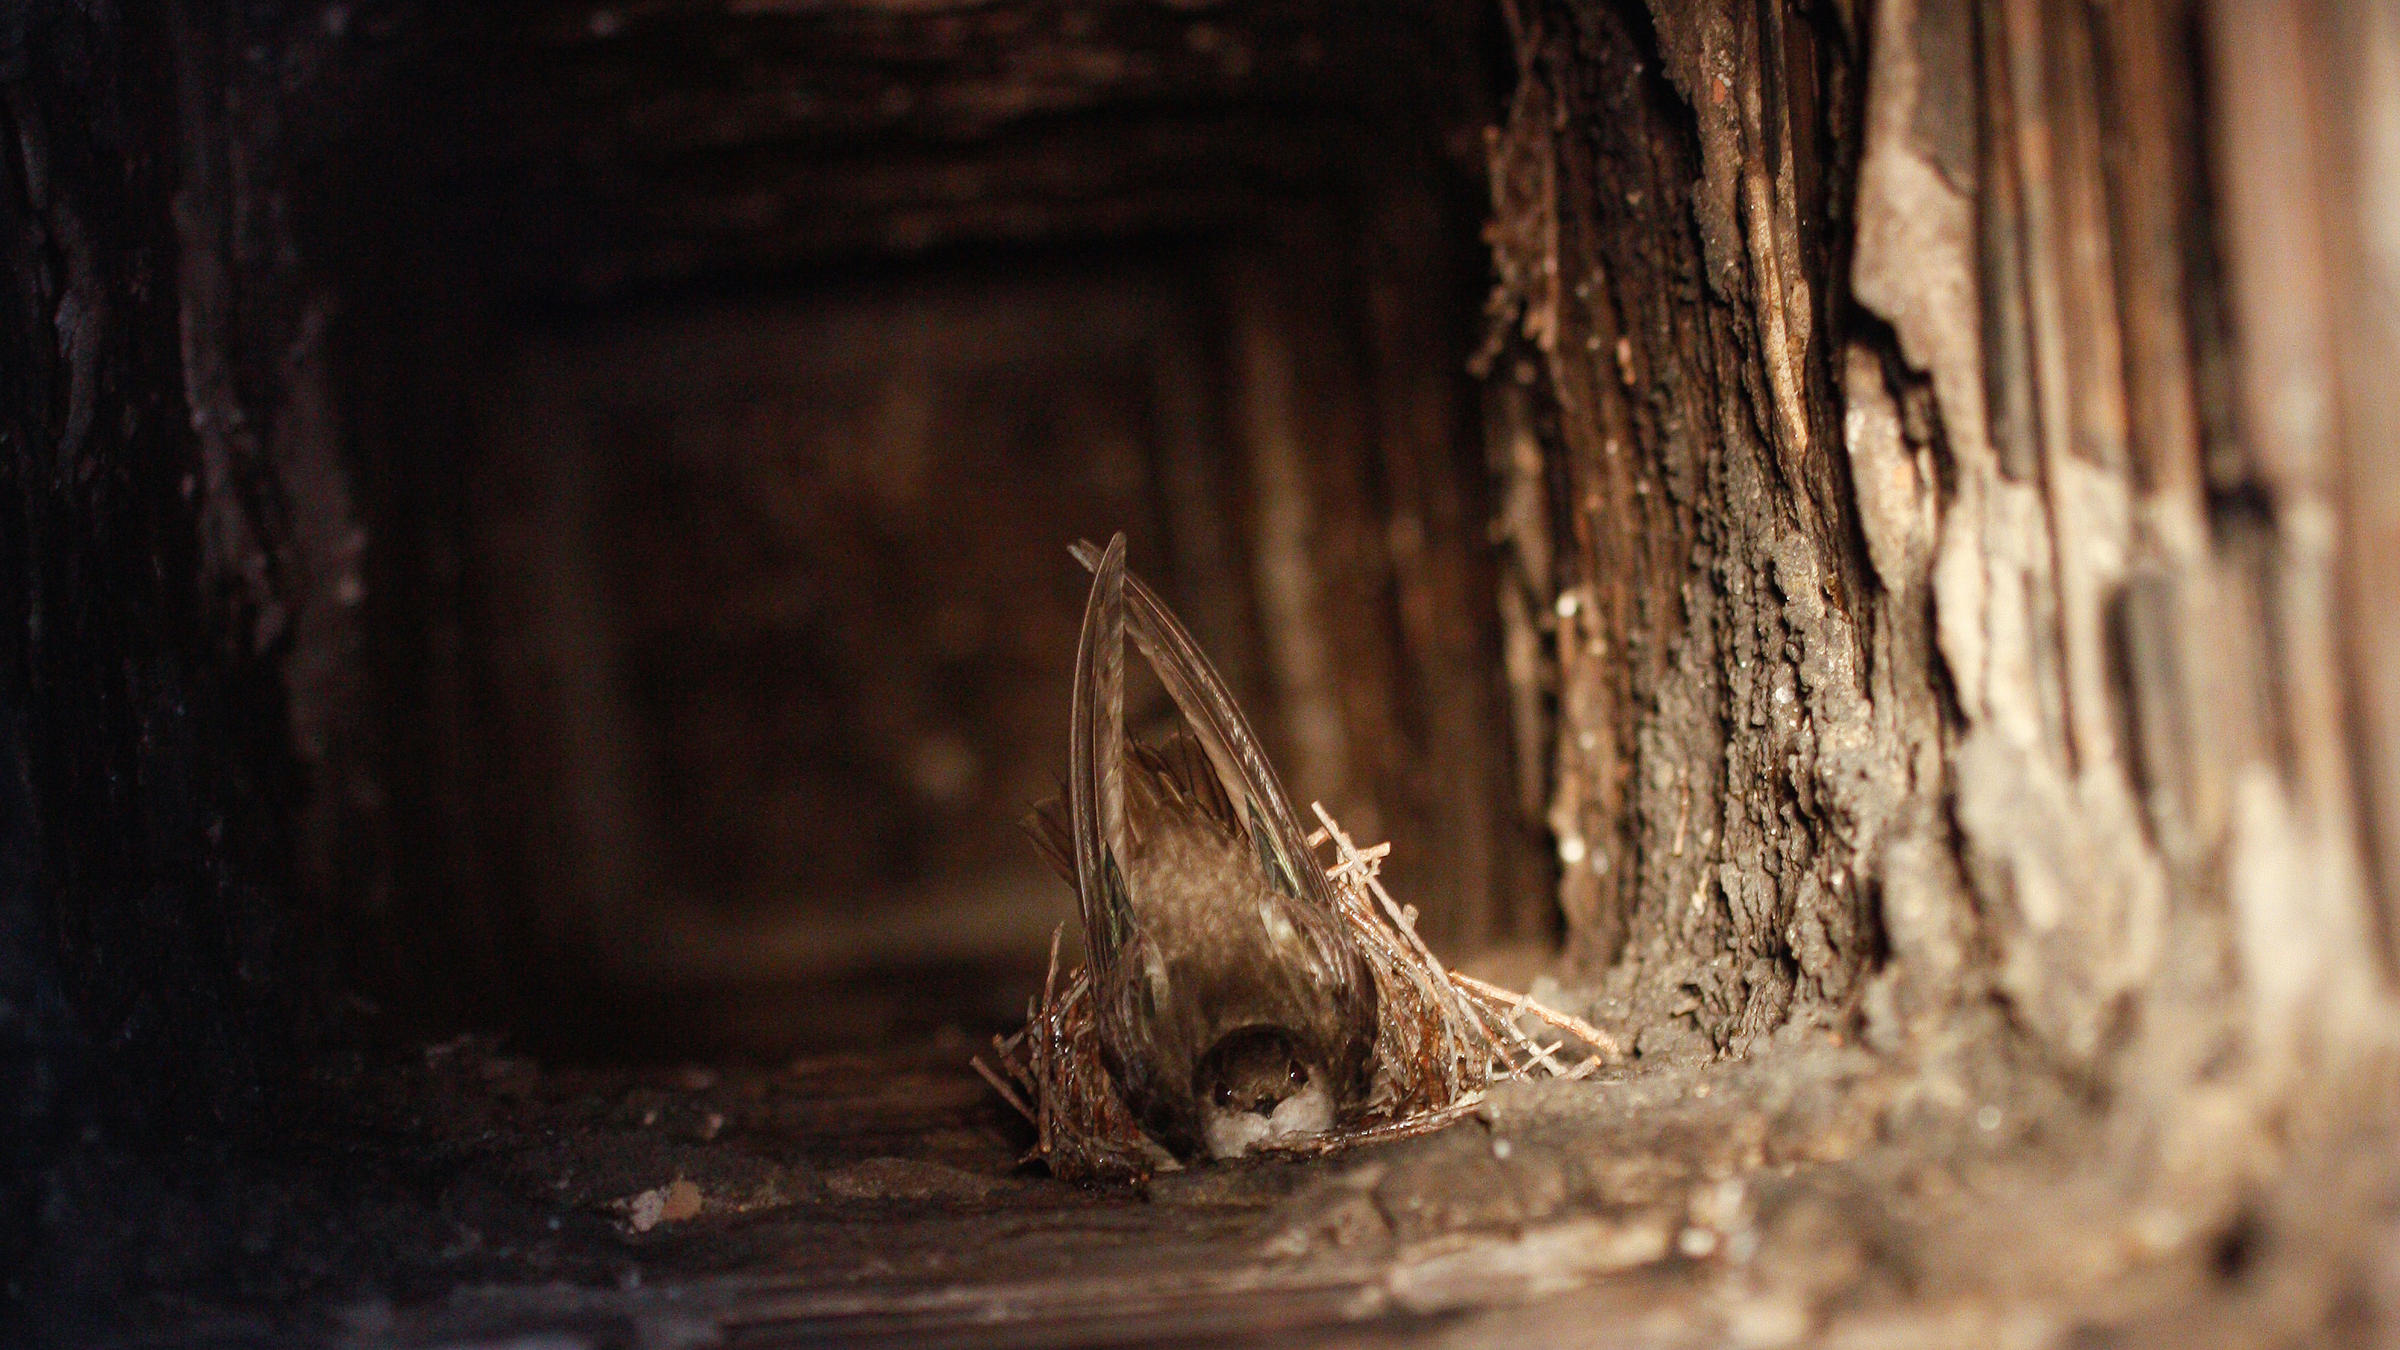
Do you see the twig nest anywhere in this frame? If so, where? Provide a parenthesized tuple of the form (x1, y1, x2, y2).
(978, 806, 1623, 1183)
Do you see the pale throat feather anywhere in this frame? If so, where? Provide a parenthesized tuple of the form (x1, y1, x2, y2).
(1200, 1079, 1335, 1159)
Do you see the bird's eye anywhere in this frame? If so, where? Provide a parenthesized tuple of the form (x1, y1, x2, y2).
(1288, 1062, 1308, 1087)
(1213, 1083, 1234, 1108)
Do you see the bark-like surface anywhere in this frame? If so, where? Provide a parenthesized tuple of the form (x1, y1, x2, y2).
(1488, 0, 2396, 1093)
(0, 3, 365, 1337)
(1479, 0, 2400, 1336)
(1485, 0, 1924, 1057)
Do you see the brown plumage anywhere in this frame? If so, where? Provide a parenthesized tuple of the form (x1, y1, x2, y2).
(1025, 534, 1377, 1160)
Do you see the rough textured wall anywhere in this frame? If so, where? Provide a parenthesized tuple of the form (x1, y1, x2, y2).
(1491, 0, 2397, 1108)
(1484, 0, 1947, 1058)
(3, 0, 274, 1140)
(1847, 0, 2399, 1132)
(1, 0, 371, 1328)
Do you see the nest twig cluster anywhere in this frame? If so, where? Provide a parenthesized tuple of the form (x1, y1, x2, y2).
(974, 804, 1624, 1182)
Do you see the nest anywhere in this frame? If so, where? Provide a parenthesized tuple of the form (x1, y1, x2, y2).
(974, 803, 1624, 1182)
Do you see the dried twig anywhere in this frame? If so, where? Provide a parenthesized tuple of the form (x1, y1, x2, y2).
(1452, 970, 1625, 1060)
(971, 1055, 1035, 1123)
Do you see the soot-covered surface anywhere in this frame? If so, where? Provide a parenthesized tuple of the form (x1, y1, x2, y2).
(43, 1033, 1727, 1347)
(52, 1020, 2397, 1349)
(37, 1023, 1852, 1347)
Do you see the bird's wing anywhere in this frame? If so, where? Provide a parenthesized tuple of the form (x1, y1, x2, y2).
(1068, 538, 1339, 921)
(1069, 533, 1136, 972)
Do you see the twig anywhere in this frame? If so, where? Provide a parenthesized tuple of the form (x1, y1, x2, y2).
(1043, 925, 1064, 1006)
(1452, 979, 1572, 1074)
(972, 1056, 1036, 1123)
(1312, 801, 1489, 1044)
(1451, 971, 1626, 1060)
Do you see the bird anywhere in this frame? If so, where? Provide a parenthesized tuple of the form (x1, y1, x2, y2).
(1025, 533, 1378, 1161)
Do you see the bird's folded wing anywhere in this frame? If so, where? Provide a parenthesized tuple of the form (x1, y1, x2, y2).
(1068, 538, 1338, 922)
(1069, 533, 1135, 970)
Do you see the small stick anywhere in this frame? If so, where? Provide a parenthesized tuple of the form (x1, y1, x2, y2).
(1441, 972, 1555, 1076)
(1313, 804, 1437, 965)
(1313, 802, 1486, 1037)
(972, 1056, 1036, 1123)
(1318, 839, 1485, 1100)
(1328, 841, 1393, 885)
(1451, 970, 1625, 1059)
(1455, 977, 1571, 1073)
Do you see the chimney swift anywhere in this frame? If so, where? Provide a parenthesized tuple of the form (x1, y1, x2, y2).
(1026, 534, 1378, 1160)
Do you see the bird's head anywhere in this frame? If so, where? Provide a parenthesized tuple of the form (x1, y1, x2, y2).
(1195, 1025, 1334, 1159)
